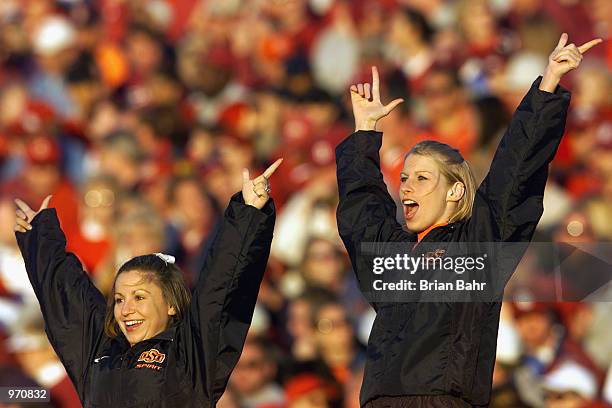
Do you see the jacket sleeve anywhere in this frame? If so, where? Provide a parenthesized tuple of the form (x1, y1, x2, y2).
(465, 77, 571, 243)
(181, 192, 275, 406)
(336, 131, 414, 306)
(14, 209, 107, 397)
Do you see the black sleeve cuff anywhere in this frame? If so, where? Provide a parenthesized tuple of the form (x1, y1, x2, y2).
(530, 76, 571, 102)
(336, 130, 383, 156)
(227, 192, 276, 221)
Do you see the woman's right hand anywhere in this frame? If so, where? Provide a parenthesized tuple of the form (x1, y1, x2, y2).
(14, 195, 52, 233)
(242, 159, 282, 210)
(539, 33, 602, 93)
(350, 66, 404, 132)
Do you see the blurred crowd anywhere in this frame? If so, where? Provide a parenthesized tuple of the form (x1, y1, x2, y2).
(0, 0, 610, 407)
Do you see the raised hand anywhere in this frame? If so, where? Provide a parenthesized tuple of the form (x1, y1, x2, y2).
(14, 195, 52, 233)
(540, 33, 602, 92)
(242, 159, 283, 209)
(350, 66, 404, 132)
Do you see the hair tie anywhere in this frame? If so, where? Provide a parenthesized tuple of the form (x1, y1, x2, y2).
(154, 253, 175, 265)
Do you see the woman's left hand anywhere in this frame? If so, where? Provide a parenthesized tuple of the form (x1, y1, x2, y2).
(14, 195, 52, 233)
(540, 33, 602, 92)
(242, 158, 283, 209)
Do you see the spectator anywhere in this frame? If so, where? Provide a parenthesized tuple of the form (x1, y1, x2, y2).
(3, 133, 80, 235)
(6, 303, 81, 408)
(94, 202, 166, 295)
(66, 174, 121, 274)
(411, 67, 480, 157)
(229, 337, 285, 408)
(285, 372, 340, 408)
(166, 174, 219, 284)
(28, 15, 80, 119)
(512, 302, 604, 386)
(311, 295, 364, 386)
(543, 361, 604, 408)
(384, 6, 435, 92)
(96, 130, 146, 191)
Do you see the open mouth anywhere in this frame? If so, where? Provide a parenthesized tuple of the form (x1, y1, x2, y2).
(402, 199, 419, 221)
(124, 320, 144, 332)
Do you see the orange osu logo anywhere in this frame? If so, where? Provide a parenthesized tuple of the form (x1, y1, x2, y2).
(138, 348, 166, 364)
(427, 249, 446, 258)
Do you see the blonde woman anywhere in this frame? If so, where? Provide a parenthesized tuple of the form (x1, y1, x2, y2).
(336, 34, 601, 407)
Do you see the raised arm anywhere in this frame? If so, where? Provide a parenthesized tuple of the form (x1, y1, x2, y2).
(466, 34, 602, 243)
(14, 197, 107, 398)
(181, 160, 280, 406)
(336, 67, 413, 304)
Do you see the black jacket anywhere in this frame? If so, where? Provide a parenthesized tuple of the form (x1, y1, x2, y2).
(336, 77, 570, 406)
(16, 193, 275, 408)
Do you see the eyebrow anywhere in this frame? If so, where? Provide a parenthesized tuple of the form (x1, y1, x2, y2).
(400, 170, 433, 176)
(114, 289, 152, 297)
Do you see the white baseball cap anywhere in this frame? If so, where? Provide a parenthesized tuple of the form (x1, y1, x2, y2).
(505, 52, 548, 92)
(543, 361, 597, 400)
(33, 15, 77, 56)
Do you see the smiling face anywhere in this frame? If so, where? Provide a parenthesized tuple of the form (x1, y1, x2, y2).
(113, 270, 176, 346)
(400, 153, 461, 233)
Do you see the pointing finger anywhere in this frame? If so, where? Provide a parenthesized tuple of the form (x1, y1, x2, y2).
(242, 168, 250, 184)
(372, 66, 380, 101)
(39, 195, 52, 212)
(263, 158, 283, 179)
(578, 38, 603, 54)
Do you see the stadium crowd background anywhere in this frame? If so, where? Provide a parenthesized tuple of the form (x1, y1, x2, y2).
(0, 0, 611, 407)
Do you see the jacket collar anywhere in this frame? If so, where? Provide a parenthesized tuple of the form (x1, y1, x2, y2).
(152, 326, 176, 341)
(111, 325, 177, 349)
(417, 222, 449, 242)
(412, 222, 459, 250)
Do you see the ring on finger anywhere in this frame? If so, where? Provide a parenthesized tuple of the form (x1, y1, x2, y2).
(256, 180, 269, 192)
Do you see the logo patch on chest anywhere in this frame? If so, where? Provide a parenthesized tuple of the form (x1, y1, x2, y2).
(135, 348, 166, 371)
(425, 248, 446, 259)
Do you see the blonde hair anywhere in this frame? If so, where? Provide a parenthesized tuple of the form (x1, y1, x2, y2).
(407, 141, 476, 223)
